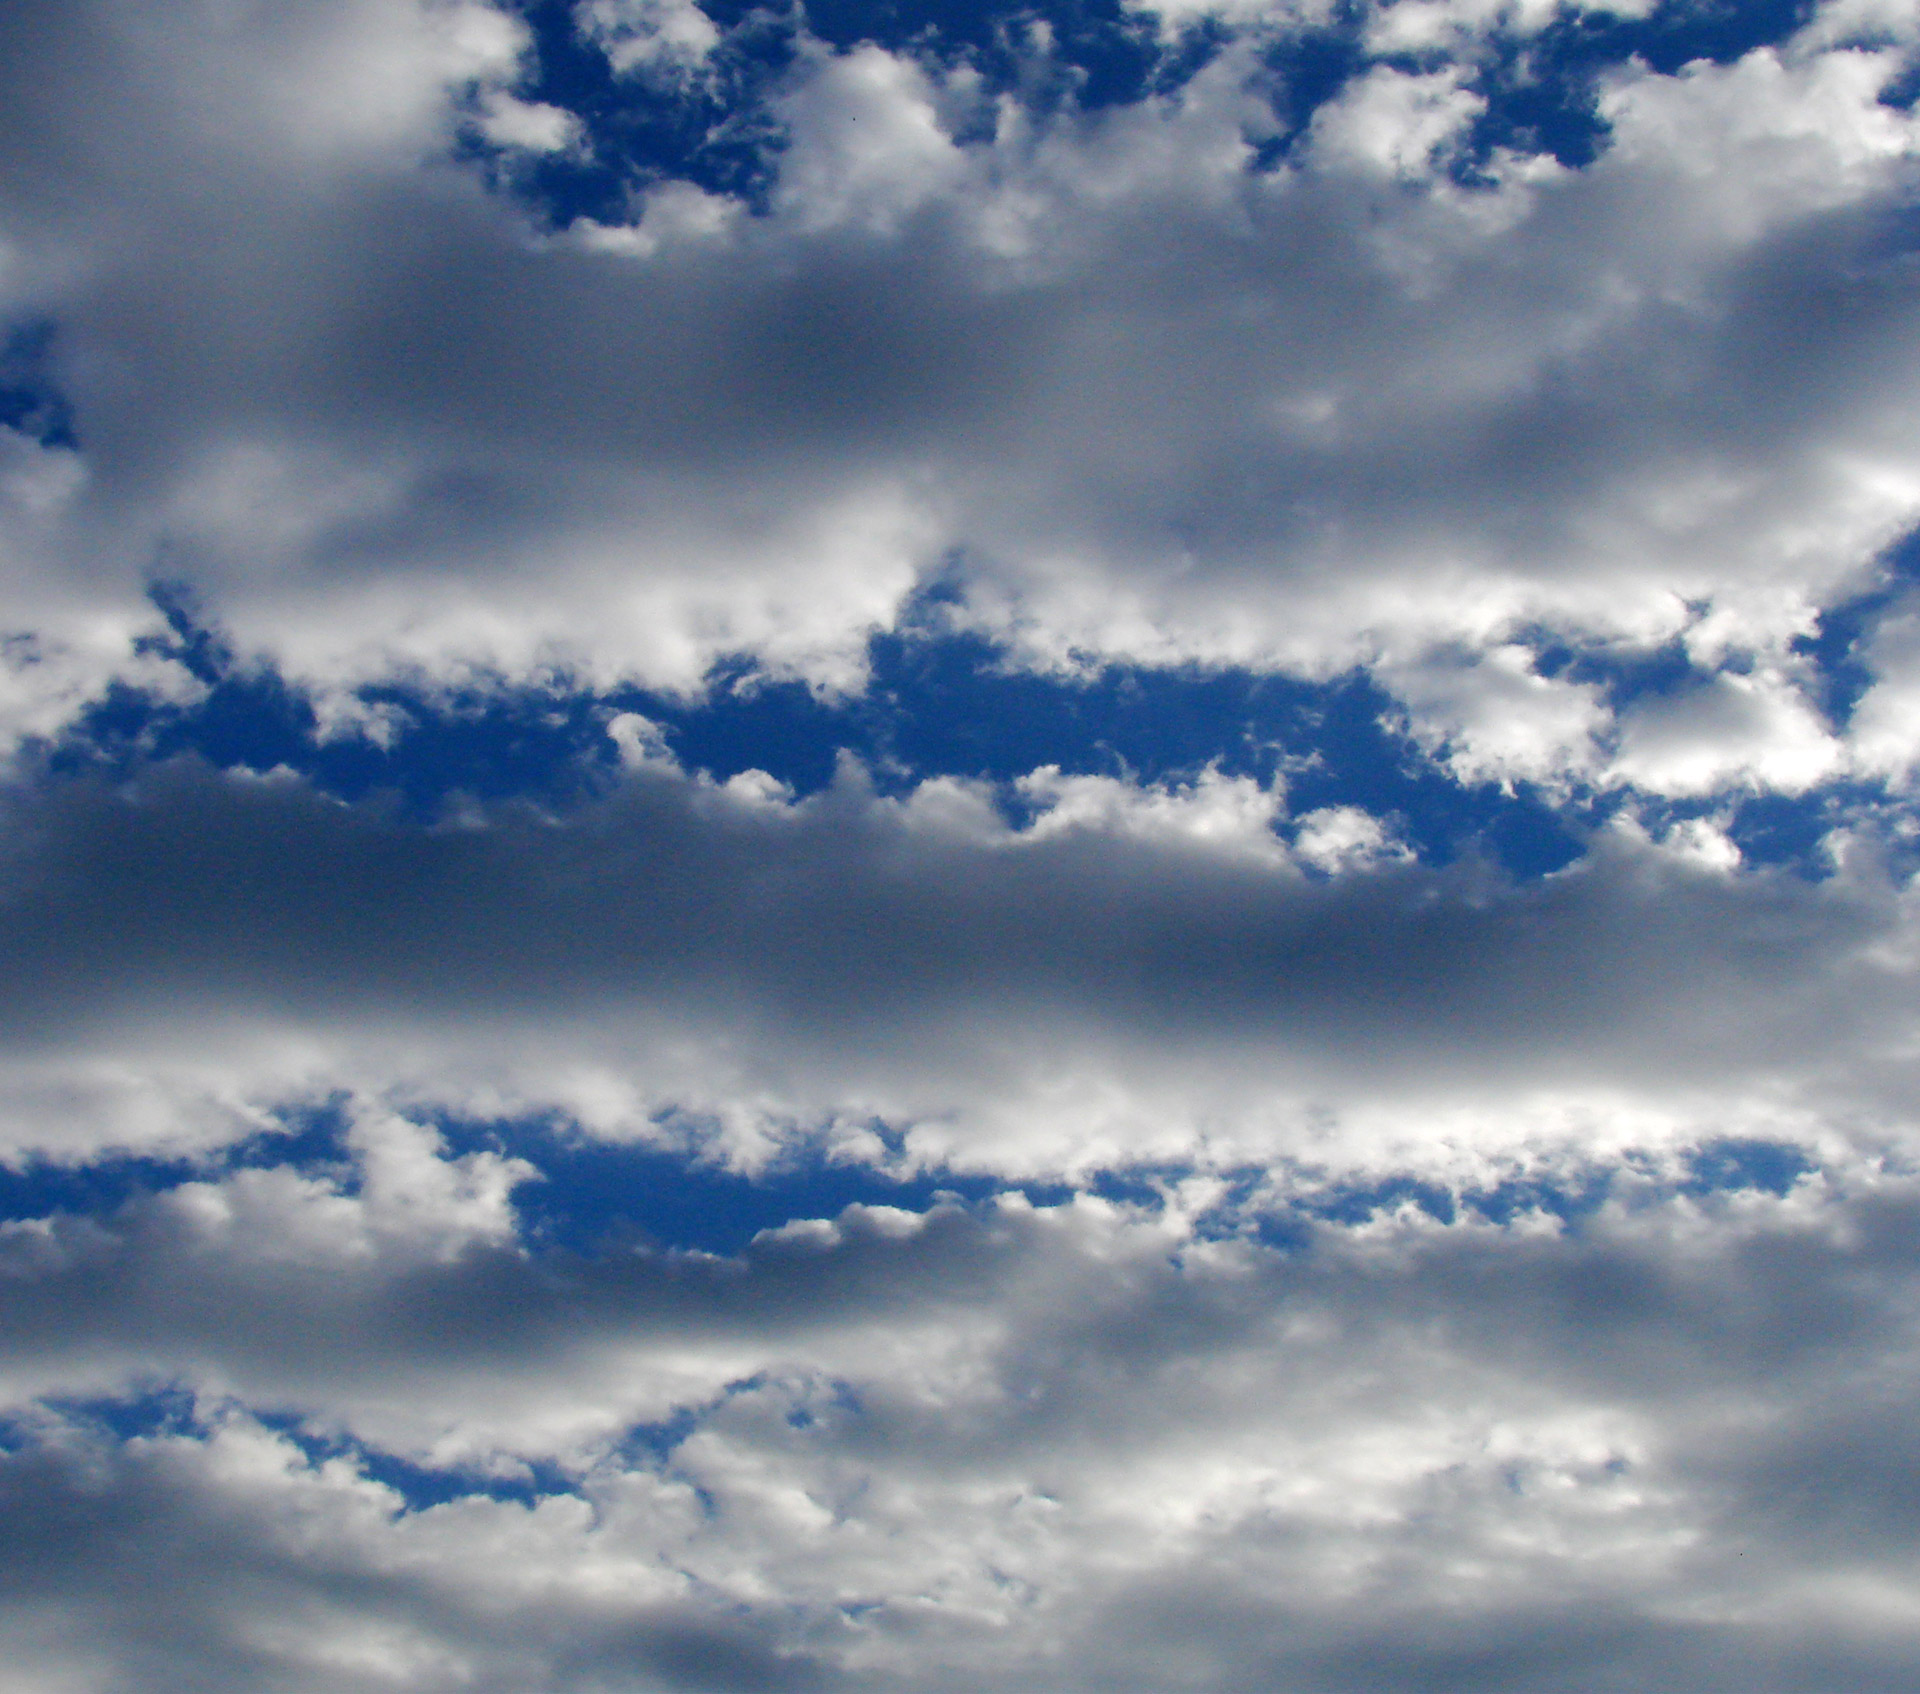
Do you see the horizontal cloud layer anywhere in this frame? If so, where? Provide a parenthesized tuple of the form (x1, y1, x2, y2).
(0, 749, 1909, 1178)
(1, 0, 1919, 795)
(4, 1143, 1919, 1693)
(8, 2, 1920, 1689)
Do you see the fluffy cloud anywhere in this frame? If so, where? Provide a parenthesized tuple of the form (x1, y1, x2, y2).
(4, 1146, 1920, 1692)
(1, 0, 1918, 793)
(10, 2, 1920, 1687)
(0, 752, 1908, 1181)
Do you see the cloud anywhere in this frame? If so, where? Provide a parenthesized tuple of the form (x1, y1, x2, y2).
(9, 2, 1920, 1686)
(0, 0, 1916, 796)
(578, 0, 724, 79)
(1610, 665, 1844, 796)
(0, 753, 1907, 1180)
(4, 1149, 1920, 1691)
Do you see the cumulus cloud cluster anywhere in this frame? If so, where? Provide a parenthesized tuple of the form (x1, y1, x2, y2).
(7, 1131, 1920, 1692)
(1, 0, 1918, 790)
(9, 0, 1920, 1687)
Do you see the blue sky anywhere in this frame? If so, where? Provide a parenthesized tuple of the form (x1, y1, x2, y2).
(5, 0, 1920, 1688)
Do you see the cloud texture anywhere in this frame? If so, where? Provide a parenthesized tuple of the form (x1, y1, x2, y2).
(2, 0, 1919, 775)
(9, 1153, 1920, 1692)
(8, 0, 1920, 1688)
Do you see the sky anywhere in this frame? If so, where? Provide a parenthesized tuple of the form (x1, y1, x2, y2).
(6, 0, 1920, 1687)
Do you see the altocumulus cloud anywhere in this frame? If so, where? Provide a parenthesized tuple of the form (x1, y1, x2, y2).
(6, 0, 1920, 1688)
(0, 750, 1909, 1176)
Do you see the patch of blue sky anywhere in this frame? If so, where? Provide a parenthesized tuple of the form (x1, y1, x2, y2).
(1718, 787, 1876, 872)
(618, 1398, 723, 1467)
(0, 1103, 355, 1225)
(764, 0, 1205, 108)
(0, 1096, 1071, 1250)
(1302, 1172, 1461, 1227)
(614, 1376, 789, 1484)
(1513, 538, 1920, 876)
(1245, 8, 1371, 168)
(1605, 779, 1908, 879)
(1135, 1163, 1552, 1239)
(32, 1383, 202, 1448)
(1254, 0, 1824, 181)
(0, 320, 77, 451)
(1678, 1137, 1812, 1200)
(73, 585, 620, 813)
(1794, 528, 1920, 730)
(482, 0, 1830, 237)
(1536, 668, 1873, 872)
(492, 0, 1214, 217)
(482, 0, 1219, 231)
(1883, 52, 1920, 111)
(61, 595, 1587, 875)
(1452, 0, 1820, 178)
(253, 1412, 581, 1513)
(1456, 1168, 1615, 1229)
(437, 1114, 1073, 1255)
(1529, 630, 1705, 709)
(81, 574, 1920, 884)
(1263, 1137, 1810, 1234)
(0, 1097, 1828, 1274)
(15, 1389, 583, 1514)
(0, 1150, 204, 1222)
(787, 1379, 866, 1428)
(473, 0, 799, 223)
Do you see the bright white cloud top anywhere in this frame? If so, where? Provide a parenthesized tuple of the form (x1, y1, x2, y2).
(4, 0, 1920, 1689)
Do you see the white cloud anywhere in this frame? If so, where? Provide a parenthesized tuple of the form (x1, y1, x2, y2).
(1292, 803, 1412, 871)
(1609, 668, 1843, 797)
(0, 1, 1915, 791)
(1849, 602, 1920, 782)
(773, 45, 972, 234)
(1307, 64, 1485, 180)
(577, 0, 722, 77)
(474, 89, 582, 154)
(1380, 644, 1610, 787)
(1013, 763, 1292, 861)
(3, 1156, 1919, 1691)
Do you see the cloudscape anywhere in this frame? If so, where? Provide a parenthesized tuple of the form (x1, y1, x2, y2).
(7, 0, 1920, 1688)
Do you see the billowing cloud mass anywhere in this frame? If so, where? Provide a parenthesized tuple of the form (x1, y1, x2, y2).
(7, 0, 1920, 1687)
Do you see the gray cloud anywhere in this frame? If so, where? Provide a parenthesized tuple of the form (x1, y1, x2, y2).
(4, 1162, 1920, 1691)
(7, 3, 1920, 1686)
(0, 755, 1905, 1171)
(0, 1, 1916, 787)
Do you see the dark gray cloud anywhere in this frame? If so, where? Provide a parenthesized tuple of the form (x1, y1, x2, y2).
(0, 755, 1903, 1171)
(0, 1430, 841, 1694)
